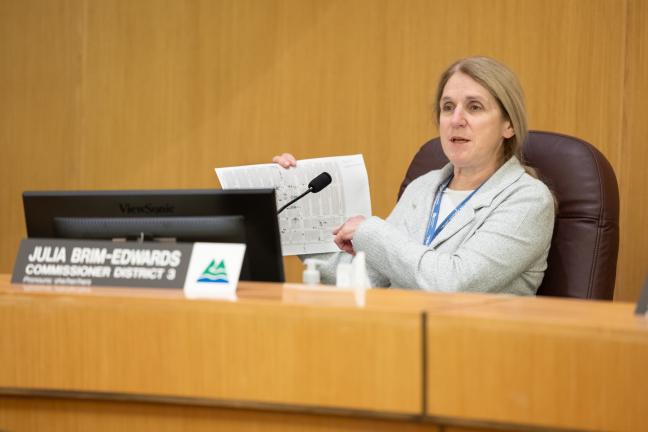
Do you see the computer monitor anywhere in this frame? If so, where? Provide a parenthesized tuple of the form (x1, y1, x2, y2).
(22, 189, 285, 283)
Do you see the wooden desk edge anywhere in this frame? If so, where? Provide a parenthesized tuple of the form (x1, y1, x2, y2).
(0, 387, 421, 422)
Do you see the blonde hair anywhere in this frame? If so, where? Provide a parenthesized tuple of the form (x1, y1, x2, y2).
(434, 56, 528, 165)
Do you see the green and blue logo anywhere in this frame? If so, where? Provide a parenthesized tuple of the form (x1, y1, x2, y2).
(197, 259, 229, 284)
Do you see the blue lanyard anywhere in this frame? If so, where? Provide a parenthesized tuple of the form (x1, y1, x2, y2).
(423, 176, 484, 246)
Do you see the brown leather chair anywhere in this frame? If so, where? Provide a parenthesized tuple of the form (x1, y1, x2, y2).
(398, 131, 619, 299)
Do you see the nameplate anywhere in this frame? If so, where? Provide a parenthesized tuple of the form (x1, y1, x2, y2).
(635, 276, 648, 316)
(11, 238, 245, 298)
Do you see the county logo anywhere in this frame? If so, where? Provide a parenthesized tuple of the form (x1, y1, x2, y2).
(197, 259, 229, 284)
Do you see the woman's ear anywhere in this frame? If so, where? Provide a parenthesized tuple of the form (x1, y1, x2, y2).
(502, 121, 514, 139)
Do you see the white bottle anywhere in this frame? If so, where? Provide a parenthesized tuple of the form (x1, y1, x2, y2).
(336, 263, 353, 288)
(303, 258, 326, 285)
(351, 251, 370, 306)
(351, 251, 370, 289)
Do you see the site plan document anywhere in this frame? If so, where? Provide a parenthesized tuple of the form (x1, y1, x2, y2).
(215, 154, 371, 255)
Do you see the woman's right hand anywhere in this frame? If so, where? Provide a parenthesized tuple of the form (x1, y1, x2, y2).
(272, 153, 297, 168)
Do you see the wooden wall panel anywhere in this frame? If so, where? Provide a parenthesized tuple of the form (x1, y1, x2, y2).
(0, 0, 644, 300)
(0, 0, 83, 275)
(617, 0, 648, 302)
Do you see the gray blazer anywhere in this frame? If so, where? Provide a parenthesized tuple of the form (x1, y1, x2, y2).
(317, 156, 555, 295)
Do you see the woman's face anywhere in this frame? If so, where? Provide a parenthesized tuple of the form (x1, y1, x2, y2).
(439, 72, 514, 173)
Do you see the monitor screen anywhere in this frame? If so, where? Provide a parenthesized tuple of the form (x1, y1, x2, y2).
(22, 189, 285, 283)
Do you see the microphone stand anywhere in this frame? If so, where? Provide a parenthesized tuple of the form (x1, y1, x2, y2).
(277, 188, 312, 215)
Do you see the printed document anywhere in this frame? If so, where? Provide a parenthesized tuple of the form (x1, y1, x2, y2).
(215, 155, 371, 255)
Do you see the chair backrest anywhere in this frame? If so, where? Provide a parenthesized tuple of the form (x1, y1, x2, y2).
(398, 131, 619, 299)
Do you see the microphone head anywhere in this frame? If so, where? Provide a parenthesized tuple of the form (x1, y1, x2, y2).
(308, 172, 332, 193)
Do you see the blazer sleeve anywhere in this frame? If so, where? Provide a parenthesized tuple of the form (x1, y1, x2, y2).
(352, 181, 555, 293)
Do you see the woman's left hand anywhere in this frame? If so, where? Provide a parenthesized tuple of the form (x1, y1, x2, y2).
(332, 215, 366, 255)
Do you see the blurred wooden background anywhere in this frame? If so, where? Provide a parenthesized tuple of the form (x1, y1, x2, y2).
(1, 0, 646, 301)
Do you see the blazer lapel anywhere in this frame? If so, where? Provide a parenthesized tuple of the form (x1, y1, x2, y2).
(427, 157, 525, 248)
(470, 156, 525, 210)
(429, 205, 475, 248)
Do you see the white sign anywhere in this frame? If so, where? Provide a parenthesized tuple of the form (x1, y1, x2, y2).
(183, 243, 246, 300)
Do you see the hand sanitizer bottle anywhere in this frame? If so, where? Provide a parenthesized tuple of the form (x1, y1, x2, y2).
(303, 258, 325, 285)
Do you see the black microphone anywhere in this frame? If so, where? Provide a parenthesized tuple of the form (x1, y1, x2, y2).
(308, 172, 333, 192)
(277, 172, 332, 215)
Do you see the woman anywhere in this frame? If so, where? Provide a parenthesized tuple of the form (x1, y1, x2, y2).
(274, 57, 554, 295)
